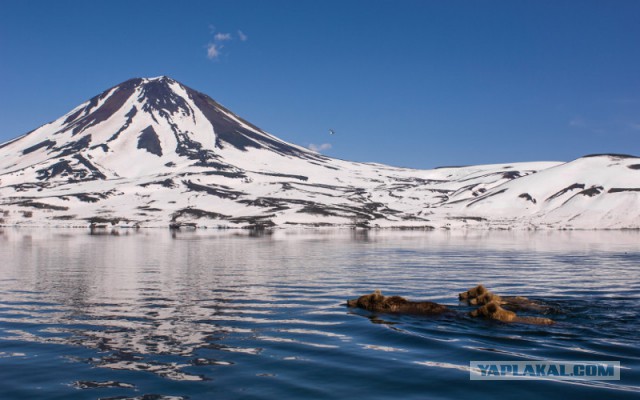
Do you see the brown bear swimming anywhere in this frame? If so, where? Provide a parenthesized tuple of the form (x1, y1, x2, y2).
(348, 286, 555, 325)
(469, 301, 554, 325)
(347, 290, 450, 315)
(459, 285, 549, 313)
(459, 284, 488, 302)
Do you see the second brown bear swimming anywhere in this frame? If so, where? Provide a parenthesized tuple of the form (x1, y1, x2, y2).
(458, 284, 550, 313)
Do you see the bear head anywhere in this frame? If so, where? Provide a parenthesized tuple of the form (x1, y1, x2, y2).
(469, 301, 516, 322)
(470, 291, 502, 306)
(459, 284, 487, 301)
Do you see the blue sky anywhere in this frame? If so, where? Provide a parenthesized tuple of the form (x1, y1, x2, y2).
(1, 0, 639, 168)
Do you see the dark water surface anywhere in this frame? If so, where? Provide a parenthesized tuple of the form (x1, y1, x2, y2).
(0, 229, 638, 399)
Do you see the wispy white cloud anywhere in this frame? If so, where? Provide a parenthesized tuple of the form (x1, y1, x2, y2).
(627, 122, 640, 131)
(206, 42, 221, 60)
(308, 143, 332, 152)
(214, 32, 232, 41)
(606, 97, 638, 105)
(569, 114, 640, 137)
(569, 117, 587, 128)
(206, 24, 247, 60)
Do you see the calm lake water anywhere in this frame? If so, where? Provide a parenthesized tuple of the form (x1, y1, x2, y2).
(0, 228, 638, 399)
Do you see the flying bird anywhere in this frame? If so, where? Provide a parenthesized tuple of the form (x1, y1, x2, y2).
(329, 129, 335, 135)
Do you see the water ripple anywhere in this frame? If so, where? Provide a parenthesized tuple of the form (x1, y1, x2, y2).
(0, 229, 638, 399)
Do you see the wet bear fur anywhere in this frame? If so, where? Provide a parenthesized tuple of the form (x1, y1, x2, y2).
(458, 284, 488, 302)
(347, 290, 449, 315)
(459, 284, 548, 312)
(469, 301, 554, 325)
(347, 285, 555, 325)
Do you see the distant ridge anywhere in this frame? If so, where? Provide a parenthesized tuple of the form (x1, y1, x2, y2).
(581, 153, 638, 159)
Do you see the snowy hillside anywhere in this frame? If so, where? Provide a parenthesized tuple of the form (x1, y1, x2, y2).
(0, 77, 638, 229)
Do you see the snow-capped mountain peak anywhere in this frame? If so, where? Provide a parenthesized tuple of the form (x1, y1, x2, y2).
(0, 78, 638, 229)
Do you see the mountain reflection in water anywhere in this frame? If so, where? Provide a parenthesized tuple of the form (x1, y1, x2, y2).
(0, 229, 638, 399)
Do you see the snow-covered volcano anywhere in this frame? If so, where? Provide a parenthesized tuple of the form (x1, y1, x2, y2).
(0, 76, 638, 229)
